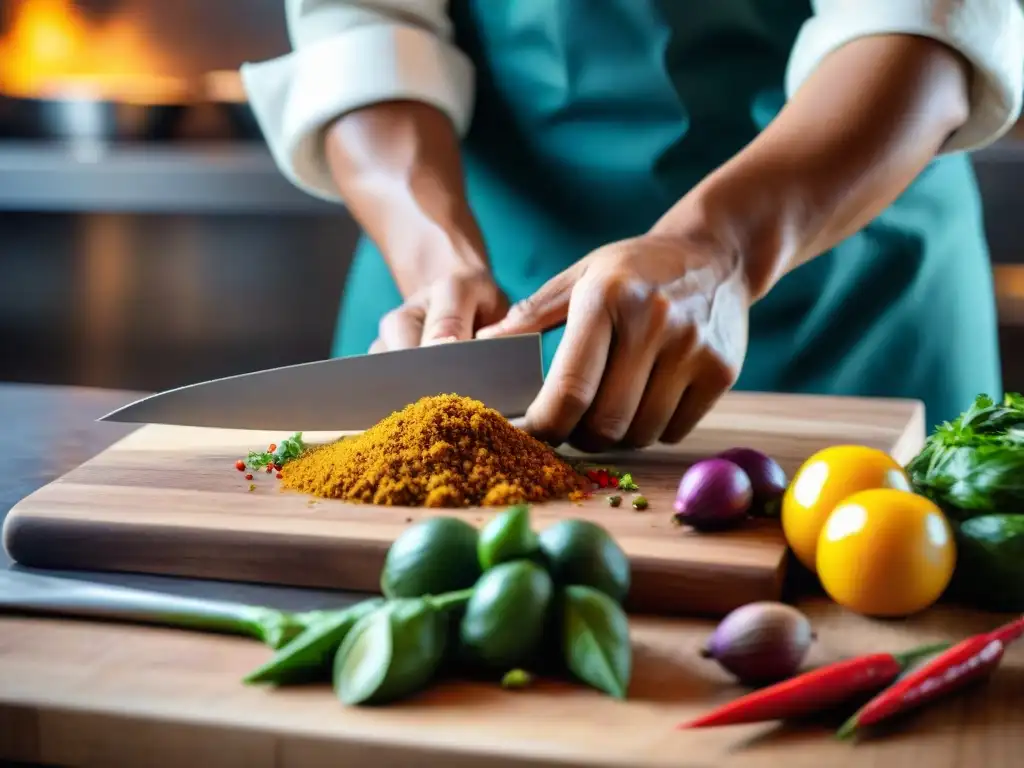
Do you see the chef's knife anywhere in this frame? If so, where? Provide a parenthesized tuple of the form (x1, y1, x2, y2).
(99, 333, 544, 430)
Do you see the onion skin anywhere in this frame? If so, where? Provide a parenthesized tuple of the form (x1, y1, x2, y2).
(715, 447, 788, 517)
(700, 601, 815, 685)
(673, 458, 753, 531)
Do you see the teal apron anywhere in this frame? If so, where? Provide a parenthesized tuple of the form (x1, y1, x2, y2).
(334, 0, 1003, 428)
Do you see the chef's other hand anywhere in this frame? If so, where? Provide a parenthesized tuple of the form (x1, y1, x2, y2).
(370, 269, 509, 352)
(476, 235, 749, 451)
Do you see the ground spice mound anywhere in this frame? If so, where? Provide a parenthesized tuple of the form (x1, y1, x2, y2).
(280, 394, 588, 507)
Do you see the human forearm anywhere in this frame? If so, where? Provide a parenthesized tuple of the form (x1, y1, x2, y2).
(653, 34, 972, 302)
(325, 100, 488, 298)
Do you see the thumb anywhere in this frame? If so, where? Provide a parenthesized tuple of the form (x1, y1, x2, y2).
(477, 266, 578, 339)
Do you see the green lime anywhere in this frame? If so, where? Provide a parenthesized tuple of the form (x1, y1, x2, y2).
(381, 516, 482, 599)
(459, 560, 553, 671)
(477, 504, 540, 570)
(538, 519, 631, 604)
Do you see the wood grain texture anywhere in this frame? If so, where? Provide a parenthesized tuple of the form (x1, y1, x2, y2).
(3, 392, 926, 618)
(1, 598, 1021, 768)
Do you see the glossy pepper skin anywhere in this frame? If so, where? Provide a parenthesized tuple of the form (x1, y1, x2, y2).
(837, 614, 1024, 739)
(679, 643, 949, 729)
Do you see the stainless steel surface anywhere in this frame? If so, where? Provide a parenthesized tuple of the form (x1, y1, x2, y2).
(99, 334, 545, 430)
(0, 143, 335, 213)
(0, 570, 289, 631)
(0, 95, 187, 143)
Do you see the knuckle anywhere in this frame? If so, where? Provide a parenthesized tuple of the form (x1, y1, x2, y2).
(705, 355, 740, 391)
(669, 322, 701, 356)
(593, 275, 624, 306)
(509, 294, 539, 321)
(585, 410, 631, 443)
(424, 313, 469, 339)
(554, 372, 597, 415)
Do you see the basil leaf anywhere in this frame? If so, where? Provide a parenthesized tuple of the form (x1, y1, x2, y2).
(333, 599, 449, 706)
(907, 393, 1024, 518)
(244, 598, 384, 685)
(561, 585, 631, 699)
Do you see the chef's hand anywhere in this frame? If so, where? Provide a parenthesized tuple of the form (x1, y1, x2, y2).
(369, 268, 509, 352)
(476, 234, 749, 450)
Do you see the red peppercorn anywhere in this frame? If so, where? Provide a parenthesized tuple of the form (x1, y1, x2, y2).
(244, 473, 253, 481)
(268, 443, 277, 452)
(235, 460, 246, 472)
(266, 466, 273, 474)
(275, 472, 283, 479)
(597, 469, 610, 488)
(274, 463, 283, 472)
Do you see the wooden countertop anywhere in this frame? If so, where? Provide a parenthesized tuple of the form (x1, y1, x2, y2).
(1, 383, 1022, 767)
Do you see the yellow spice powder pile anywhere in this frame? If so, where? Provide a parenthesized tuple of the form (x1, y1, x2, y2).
(280, 394, 588, 507)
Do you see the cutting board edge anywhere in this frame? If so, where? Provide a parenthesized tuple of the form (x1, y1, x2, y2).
(0, 697, 626, 768)
(2, 511, 787, 618)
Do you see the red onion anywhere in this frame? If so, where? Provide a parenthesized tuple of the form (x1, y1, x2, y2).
(715, 447, 788, 517)
(700, 601, 815, 685)
(673, 458, 752, 531)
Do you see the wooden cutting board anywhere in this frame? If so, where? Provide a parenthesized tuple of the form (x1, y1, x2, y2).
(2, 392, 925, 617)
(2, 599, 1019, 768)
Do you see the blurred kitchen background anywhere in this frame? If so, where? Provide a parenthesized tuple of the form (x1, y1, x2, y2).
(0, 0, 1021, 398)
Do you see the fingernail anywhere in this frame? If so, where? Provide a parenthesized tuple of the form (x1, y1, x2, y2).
(476, 326, 499, 339)
(424, 335, 458, 346)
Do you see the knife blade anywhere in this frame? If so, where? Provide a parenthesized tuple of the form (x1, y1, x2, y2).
(99, 333, 544, 431)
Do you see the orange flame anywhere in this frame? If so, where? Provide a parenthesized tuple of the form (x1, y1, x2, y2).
(0, 0, 187, 102)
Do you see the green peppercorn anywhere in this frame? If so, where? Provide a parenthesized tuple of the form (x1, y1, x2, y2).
(607, 495, 622, 508)
(501, 668, 533, 689)
(631, 495, 648, 511)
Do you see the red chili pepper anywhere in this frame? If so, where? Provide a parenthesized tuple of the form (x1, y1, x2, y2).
(597, 469, 610, 488)
(235, 460, 246, 472)
(244, 473, 253, 481)
(836, 633, 1005, 739)
(678, 642, 948, 729)
(610, 476, 619, 488)
(989, 615, 1024, 646)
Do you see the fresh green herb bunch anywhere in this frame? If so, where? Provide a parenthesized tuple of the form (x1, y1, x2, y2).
(906, 393, 1024, 520)
(246, 432, 306, 471)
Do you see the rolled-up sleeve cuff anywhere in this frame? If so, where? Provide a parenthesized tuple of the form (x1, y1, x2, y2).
(785, 0, 1024, 153)
(240, 23, 475, 203)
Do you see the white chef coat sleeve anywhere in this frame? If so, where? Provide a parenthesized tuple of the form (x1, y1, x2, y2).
(239, 0, 474, 202)
(785, 0, 1024, 152)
